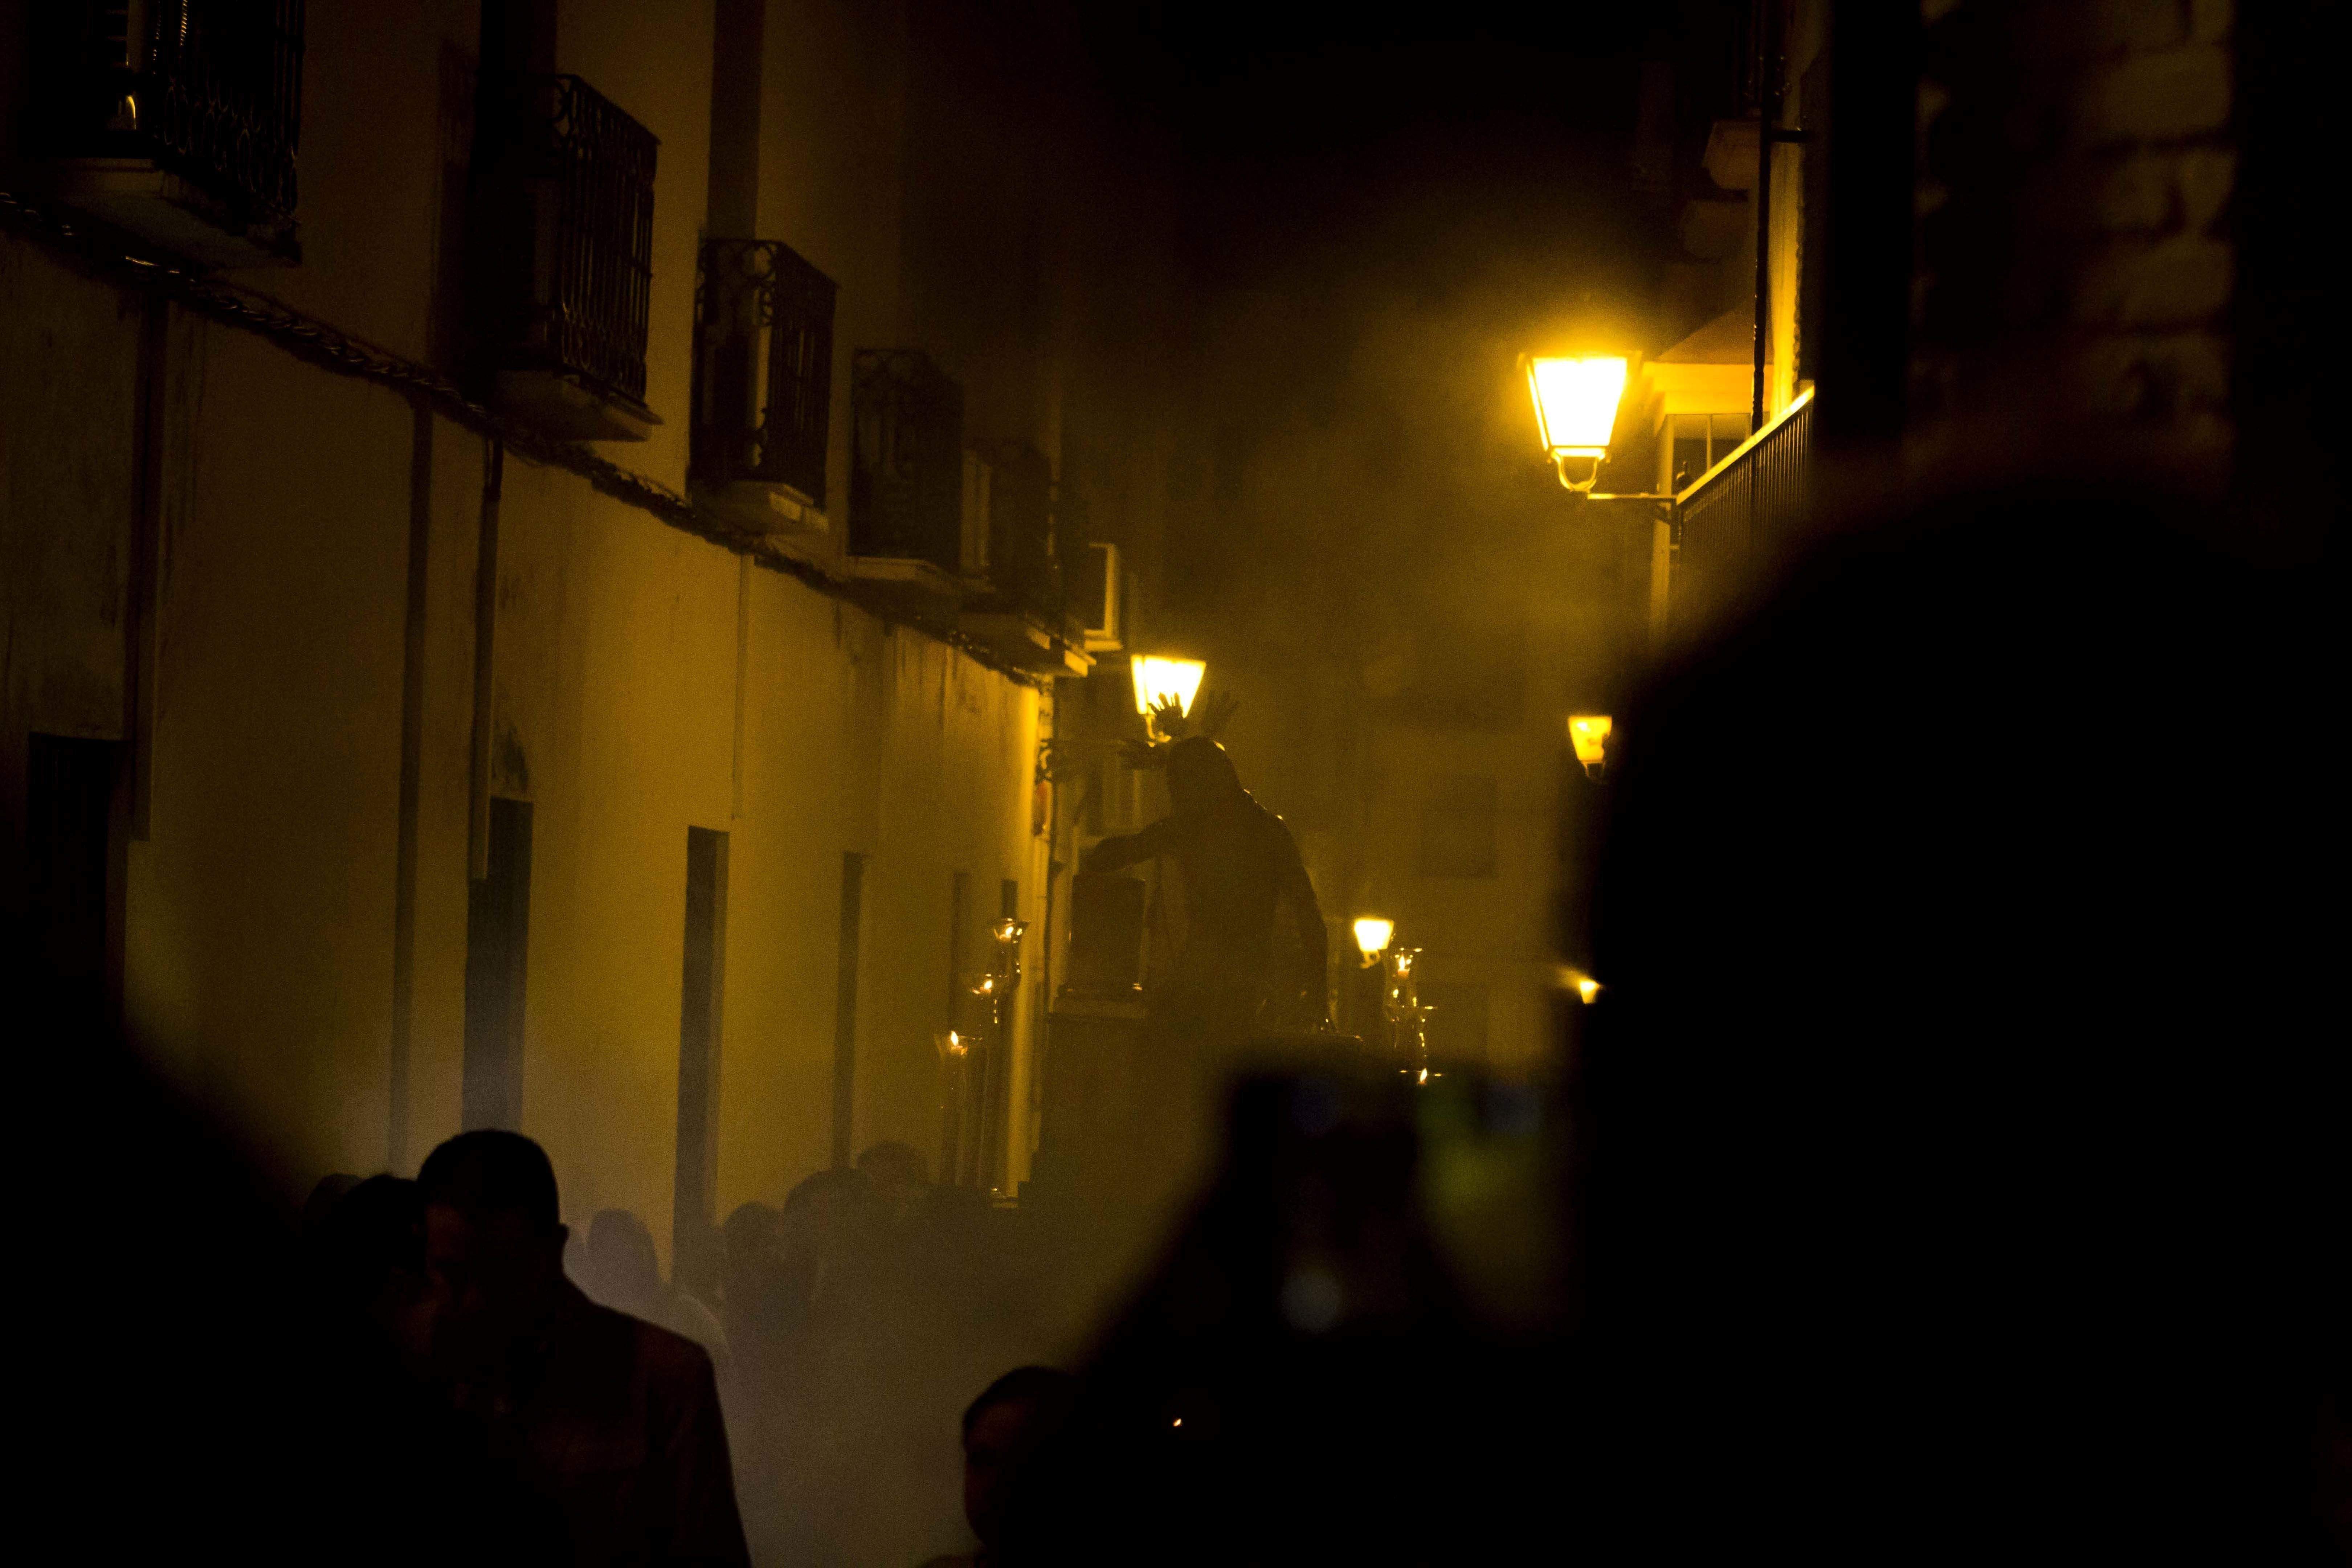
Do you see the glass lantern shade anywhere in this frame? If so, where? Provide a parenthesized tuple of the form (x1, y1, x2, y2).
(1567, 714, 1613, 768)
(1526, 355, 1630, 460)
(1130, 655, 1206, 717)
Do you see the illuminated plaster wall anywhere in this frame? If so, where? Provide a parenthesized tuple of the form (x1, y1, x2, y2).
(120, 326, 415, 1174)
(4, 0, 1114, 1265)
(90, 330, 1048, 1254)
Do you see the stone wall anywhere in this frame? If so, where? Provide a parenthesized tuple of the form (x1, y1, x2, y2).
(1912, 0, 2236, 481)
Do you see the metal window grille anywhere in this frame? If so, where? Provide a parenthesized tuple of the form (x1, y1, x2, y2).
(692, 238, 837, 506)
(1672, 390, 1813, 631)
(850, 350, 965, 571)
(973, 439, 1062, 624)
(35, 0, 305, 226)
(495, 74, 657, 406)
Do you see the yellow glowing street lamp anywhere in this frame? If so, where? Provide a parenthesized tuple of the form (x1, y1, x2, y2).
(1131, 654, 1206, 738)
(1524, 354, 1630, 492)
(1567, 714, 1612, 778)
(1351, 916, 1395, 969)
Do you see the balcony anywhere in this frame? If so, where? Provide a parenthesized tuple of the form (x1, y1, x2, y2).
(691, 237, 836, 535)
(473, 74, 659, 441)
(959, 440, 1089, 675)
(847, 349, 965, 602)
(24, 0, 305, 267)
(1669, 385, 1814, 634)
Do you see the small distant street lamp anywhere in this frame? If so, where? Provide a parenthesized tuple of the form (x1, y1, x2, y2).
(1131, 655, 1207, 739)
(1351, 916, 1395, 968)
(1523, 354, 1630, 492)
(1567, 714, 1613, 779)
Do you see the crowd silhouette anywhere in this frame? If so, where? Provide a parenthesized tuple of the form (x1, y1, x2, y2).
(289, 1129, 1065, 1566)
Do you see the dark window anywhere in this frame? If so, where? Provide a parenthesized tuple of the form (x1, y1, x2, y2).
(32, 0, 306, 231)
(1671, 412, 1753, 491)
(691, 238, 837, 506)
(462, 797, 532, 1131)
(971, 440, 1061, 622)
(830, 851, 866, 1168)
(1418, 775, 1499, 879)
(25, 734, 119, 1020)
(473, 73, 657, 408)
(1671, 414, 1711, 492)
(673, 827, 728, 1294)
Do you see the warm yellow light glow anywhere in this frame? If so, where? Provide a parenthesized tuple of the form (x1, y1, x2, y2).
(1352, 916, 1395, 960)
(1557, 967, 1603, 1004)
(1567, 714, 1613, 768)
(1130, 655, 1206, 716)
(1527, 356, 1630, 459)
(991, 916, 1028, 944)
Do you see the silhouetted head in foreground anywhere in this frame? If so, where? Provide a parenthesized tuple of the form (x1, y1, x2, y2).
(1576, 486, 2344, 1559)
(418, 1130, 568, 1363)
(1162, 738, 1244, 817)
(961, 1367, 1079, 1553)
(312, 1173, 431, 1371)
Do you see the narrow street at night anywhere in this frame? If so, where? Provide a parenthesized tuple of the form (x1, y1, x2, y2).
(2, 2, 2343, 1563)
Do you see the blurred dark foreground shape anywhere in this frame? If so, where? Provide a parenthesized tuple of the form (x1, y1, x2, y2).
(1004, 486, 2346, 1562)
(9, 486, 2341, 1563)
(1569, 486, 2347, 1563)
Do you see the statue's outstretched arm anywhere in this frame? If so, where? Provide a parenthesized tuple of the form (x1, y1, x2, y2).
(1081, 816, 1176, 874)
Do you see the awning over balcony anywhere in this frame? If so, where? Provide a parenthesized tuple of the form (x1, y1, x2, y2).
(1642, 306, 1771, 420)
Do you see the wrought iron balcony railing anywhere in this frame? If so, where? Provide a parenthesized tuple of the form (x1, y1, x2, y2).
(692, 238, 837, 507)
(30, 0, 305, 246)
(1671, 385, 1814, 632)
(476, 73, 657, 421)
(970, 440, 1063, 625)
(850, 350, 965, 577)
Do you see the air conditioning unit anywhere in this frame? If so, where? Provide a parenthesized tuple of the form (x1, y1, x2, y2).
(960, 449, 993, 579)
(1074, 542, 1123, 652)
